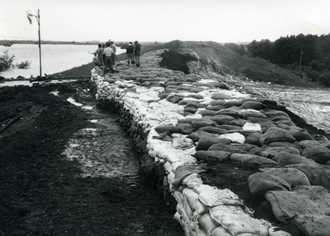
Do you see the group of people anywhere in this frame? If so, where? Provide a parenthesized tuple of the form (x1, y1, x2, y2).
(94, 40, 142, 74)
(126, 41, 141, 67)
(95, 41, 117, 73)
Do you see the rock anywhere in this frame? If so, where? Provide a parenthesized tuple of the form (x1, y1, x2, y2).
(260, 127, 296, 145)
(197, 136, 231, 150)
(302, 144, 330, 164)
(260, 167, 311, 188)
(209, 143, 256, 153)
(240, 101, 265, 110)
(265, 185, 330, 227)
(208, 115, 234, 124)
(219, 132, 245, 144)
(230, 153, 277, 168)
(242, 122, 262, 132)
(248, 172, 291, 195)
(191, 118, 216, 130)
(194, 150, 231, 163)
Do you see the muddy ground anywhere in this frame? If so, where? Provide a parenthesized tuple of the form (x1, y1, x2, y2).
(0, 82, 182, 236)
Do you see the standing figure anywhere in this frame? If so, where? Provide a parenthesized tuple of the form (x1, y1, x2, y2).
(94, 44, 104, 67)
(126, 42, 134, 65)
(103, 41, 114, 73)
(110, 41, 116, 66)
(134, 41, 141, 67)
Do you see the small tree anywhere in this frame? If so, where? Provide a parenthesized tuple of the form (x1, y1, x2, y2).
(0, 50, 15, 72)
(16, 60, 31, 69)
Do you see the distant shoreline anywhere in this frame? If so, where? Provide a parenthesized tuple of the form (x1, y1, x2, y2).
(0, 40, 101, 47)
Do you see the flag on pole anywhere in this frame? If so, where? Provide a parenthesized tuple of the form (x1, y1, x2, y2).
(26, 12, 34, 24)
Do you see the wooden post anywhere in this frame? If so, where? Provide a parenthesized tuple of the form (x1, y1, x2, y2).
(37, 9, 42, 78)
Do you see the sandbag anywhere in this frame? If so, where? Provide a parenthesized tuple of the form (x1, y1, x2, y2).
(260, 167, 310, 188)
(265, 185, 330, 223)
(294, 215, 330, 236)
(248, 172, 291, 195)
(194, 150, 230, 163)
(209, 205, 269, 235)
(230, 153, 277, 168)
(302, 145, 330, 164)
(272, 152, 318, 166)
(196, 136, 231, 150)
(260, 127, 296, 145)
(209, 143, 255, 153)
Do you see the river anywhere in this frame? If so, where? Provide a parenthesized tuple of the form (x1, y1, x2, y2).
(0, 44, 124, 78)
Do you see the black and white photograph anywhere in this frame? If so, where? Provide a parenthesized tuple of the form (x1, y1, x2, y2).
(1, 0, 330, 235)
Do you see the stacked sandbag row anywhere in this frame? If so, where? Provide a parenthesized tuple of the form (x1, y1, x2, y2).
(162, 87, 330, 235)
(91, 49, 329, 236)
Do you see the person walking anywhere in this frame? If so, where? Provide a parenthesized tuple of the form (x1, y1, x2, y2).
(103, 41, 114, 73)
(126, 42, 134, 65)
(134, 41, 141, 67)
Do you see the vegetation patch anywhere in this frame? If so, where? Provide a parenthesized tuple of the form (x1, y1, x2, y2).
(159, 49, 197, 74)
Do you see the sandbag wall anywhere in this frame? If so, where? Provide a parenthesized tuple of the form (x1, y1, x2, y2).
(91, 67, 290, 236)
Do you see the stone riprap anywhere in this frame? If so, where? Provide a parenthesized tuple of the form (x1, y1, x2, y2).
(91, 49, 330, 236)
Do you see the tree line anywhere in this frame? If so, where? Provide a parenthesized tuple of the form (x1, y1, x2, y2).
(247, 34, 330, 86)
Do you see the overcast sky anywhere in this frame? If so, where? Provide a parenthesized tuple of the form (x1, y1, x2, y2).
(1, 0, 330, 43)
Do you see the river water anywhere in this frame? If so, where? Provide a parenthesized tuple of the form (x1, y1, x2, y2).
(240, 80, 330, 133)
(0, 44, 124, 78)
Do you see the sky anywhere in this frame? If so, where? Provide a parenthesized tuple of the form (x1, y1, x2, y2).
(1, 0, 330, 43)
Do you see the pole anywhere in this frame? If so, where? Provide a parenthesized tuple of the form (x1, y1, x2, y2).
(37, 9, 42, 78)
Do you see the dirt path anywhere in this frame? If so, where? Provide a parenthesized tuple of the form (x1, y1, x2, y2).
(0, 82, 182, 236)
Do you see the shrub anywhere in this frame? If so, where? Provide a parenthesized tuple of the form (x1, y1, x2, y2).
(159, 49, 197, 74)
(0, 50, 15, 72)
(318, 70, 330, 87)
(16, 60, 30, 69)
